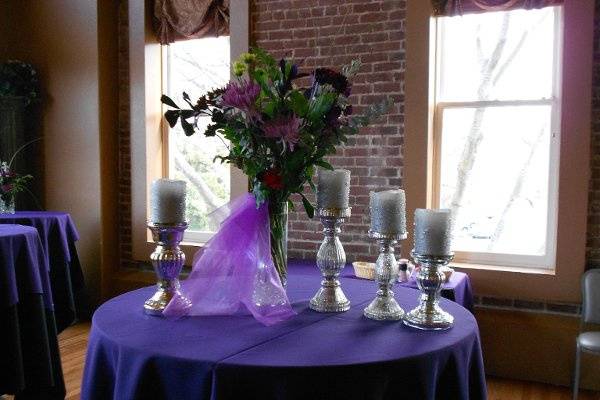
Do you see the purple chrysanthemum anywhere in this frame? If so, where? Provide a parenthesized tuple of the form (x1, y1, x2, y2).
(220, 80, 260, 114)
(263, 115, 302, 151)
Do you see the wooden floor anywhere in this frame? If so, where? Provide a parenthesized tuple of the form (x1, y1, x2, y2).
(42, 323, 600, 399)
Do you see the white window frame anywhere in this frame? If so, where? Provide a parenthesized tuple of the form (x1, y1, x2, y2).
(160, 39, 240, 244)
(430, 6, 563, 269)
(129, 1, 248, 263)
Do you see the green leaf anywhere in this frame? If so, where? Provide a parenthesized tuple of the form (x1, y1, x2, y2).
(161, 95, 180, 109)
(288, 90, 309, 116)
(263, 100, 278, 118)
(299, 193, 315, 219)
(308, 93, 336, 122)
(287, 199, 295, 212)
(315, 160, 333, 170)
(164, 110, 180, 127)
(182, 91, 194, 108)
(204, 124, 220, 137)
(180, 118, 196, 136)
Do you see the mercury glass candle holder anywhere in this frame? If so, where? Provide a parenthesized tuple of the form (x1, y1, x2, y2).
(363, 230, 407, 321)
(144, 222, 192, 315)
(402, 251, 454, 330)
(310, 207, 352, 313)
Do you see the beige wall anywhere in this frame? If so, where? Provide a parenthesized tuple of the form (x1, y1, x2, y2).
(1, 0, 107, 306)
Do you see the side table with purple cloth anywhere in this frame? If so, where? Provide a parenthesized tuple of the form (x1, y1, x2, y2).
(402, 271, 474, 311)
(0, 224, 66, 399)
(337, 260, 475, 311)
(0, 211, 86, 331)
(82, 262, 486, 400)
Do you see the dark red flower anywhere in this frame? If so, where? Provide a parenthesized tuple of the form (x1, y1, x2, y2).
(262, 169, 284, 190)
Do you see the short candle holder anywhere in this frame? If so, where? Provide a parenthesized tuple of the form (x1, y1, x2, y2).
(310, 208, 352, 313)
(144, 222, 192, 315)
(402, 251, 454, 330)
(363, 230, 407, 321)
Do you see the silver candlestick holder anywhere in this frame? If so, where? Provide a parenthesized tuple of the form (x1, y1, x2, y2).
(402, 251, 454, 330)
(310, 208, 352, 313)
(363, 230, 407, 320)
(144, 222, 192, 315)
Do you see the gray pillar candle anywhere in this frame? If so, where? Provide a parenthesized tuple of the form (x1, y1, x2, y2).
(316, 168, 351, 209)
(414, 209, 452, 255)
(150, 179, 187, 224)
(369, 189, 406, 234)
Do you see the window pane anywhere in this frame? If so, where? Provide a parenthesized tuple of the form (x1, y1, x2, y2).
(166, 37, 230, 233)
(438, 7, 556, 102)
(439, 106, 552, 255)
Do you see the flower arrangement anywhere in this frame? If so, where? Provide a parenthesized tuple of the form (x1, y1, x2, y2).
(0, 60, 40, 105)
(161, 48, 392, 281)
(0, 161, 32, 213)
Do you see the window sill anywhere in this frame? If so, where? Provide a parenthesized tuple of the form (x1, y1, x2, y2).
(181, 240, 207, 248)
(451, 261, 556, 276)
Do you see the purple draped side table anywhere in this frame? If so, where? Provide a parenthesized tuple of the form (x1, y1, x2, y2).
(81, 262, 486, 400)
(339, 261, 475, 311)
(0, 211, 85, 331)
(0, 224, 66, 398)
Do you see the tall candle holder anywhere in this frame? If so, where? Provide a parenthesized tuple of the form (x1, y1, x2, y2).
(144, 222, 192, 315)
(363, 230, 407, 321)
(310, 208, 351, 312)
(402, 251, 454, 330)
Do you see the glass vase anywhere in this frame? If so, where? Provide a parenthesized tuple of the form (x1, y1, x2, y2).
(269, 202, 288, 287)
(0, 194, 15, 214)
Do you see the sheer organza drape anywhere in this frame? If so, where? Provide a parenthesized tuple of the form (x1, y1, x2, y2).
(163, 193, 295, 326)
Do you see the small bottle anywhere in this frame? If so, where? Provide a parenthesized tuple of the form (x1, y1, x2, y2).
(397, 258, 409, 282)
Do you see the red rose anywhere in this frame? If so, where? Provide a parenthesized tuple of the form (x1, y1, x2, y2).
(263, 169, 284, 190)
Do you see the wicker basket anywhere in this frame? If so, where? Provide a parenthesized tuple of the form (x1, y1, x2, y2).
(352, 261, 376, 280)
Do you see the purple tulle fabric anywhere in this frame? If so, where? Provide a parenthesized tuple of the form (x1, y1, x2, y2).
(163, 193, 295, 326)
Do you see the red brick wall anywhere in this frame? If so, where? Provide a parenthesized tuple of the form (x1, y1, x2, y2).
(251, 0, 406, 261)
(117, 1, 600, 269)
(586, 0, 600, 268)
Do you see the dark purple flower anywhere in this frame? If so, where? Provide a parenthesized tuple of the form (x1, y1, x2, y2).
(313, 68, 349, 96)
(263, 115, 302, 151)
(325, 106, 342, 128)
(1, 184, 13, 193)
(220, 80, 260, 114)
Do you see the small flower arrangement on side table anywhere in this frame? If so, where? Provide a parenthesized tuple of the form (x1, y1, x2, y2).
(0, 161, 32, 214)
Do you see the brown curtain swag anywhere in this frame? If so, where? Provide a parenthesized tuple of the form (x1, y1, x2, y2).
(154, 0, 230, 45)
(432, 0, 563, 16)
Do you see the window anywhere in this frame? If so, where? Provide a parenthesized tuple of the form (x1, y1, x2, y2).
(431, 6, 562, 268)
(163, 37, 231, 242)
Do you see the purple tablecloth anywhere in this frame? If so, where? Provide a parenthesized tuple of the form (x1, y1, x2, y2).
(336, 260, 474, 311)
(0, 211, 80, 266)
(0, 224, 52, 309)
(0, 224, 65, 398)
(0, 211, 85, 331)
(402, 271, 474, 311)
(82, 263, 486, 400)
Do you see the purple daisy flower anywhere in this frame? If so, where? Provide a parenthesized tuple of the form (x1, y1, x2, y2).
(263, 115, 302, 151)
(220, 80, 260, 115)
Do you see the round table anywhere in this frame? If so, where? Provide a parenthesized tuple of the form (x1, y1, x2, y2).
(82, 265, 486, 400)
(0, 224, 65, 398)
(0, 211, 85, 331)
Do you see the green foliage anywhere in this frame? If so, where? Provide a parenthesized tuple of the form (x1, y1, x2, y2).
(161, 48, 394, 218)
